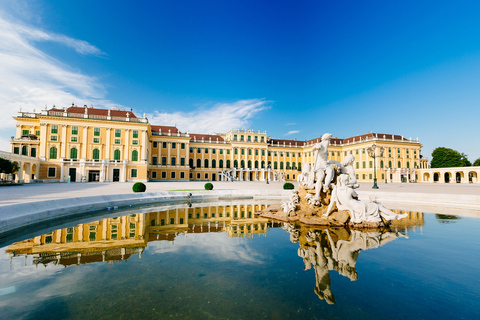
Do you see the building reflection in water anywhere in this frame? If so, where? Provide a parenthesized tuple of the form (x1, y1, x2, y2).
(7, 207, 423, 305)
(6, 203, 272, 267)
(287, 209, 424, 305)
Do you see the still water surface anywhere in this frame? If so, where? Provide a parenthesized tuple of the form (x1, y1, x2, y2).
(1, 203, 479, 319)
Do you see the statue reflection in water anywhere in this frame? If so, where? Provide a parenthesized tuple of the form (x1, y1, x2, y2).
(286, 224, 407, 304)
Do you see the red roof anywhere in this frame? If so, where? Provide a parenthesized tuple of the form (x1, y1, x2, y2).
(190, 134, 224, 142)
(50, 106, 137, 118)
(151, 125, 181, 133)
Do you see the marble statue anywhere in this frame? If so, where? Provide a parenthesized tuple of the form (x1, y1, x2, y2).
(324, 174, 408, 223)
(297, 163, 315, 189)
(291, 225, 406, 304)
(329, 154, 359, 188)
(281, 201, 296, 215)
(312, 133, 335, 200)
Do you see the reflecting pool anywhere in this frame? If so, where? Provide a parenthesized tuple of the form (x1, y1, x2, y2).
(1, 203, 479, 319)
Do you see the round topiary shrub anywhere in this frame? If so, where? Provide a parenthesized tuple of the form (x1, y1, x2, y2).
(283, 182, 294, 190)
(132, 182, 146, 193)
(204, 182, 214, 190)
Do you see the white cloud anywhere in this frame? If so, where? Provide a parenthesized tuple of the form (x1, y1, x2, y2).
(148, 99, 270, 133)
(0, 12, 118, 150)
(286, 122, 296, 126)
(285, 130, 299, 136)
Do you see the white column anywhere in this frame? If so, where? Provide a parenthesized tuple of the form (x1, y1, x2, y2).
(105, 128, 111, 159)
(82, 126, 88, 159)
(124, 129, 130, 161)
(61, 124, 67, 158)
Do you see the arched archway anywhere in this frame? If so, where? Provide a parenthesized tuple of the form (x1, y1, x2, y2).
(219, 159, 223, 168)
(423, 172, 430, 182)
(444, 172, 450, 183)
(226, 159, 231, 168)
(31, 163, 37, 181)
(469, 171, 477, 183)
(455, 172, 463, 183)
(434, 172, 440, 182)
(197, 158, 201, 168)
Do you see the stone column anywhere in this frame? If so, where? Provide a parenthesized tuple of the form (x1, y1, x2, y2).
(124, 129, 130, 161)
(60, 161, 65, 182)
(105, 128, 111, 159)
(82, 126, 88, 159)
(121, 160, 127, 182)
(61, 124, 67, 158)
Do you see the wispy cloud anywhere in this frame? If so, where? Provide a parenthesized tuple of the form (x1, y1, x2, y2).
(285, 130, 299, 136)
(286, 122, 296, 126)
(0, 12, 115, 151)
(148, 99, 270, 133)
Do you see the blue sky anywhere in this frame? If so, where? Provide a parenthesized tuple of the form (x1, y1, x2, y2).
(1, 0, 480, 161)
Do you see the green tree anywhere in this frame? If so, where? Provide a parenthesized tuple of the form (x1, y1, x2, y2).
(430, 147, 471, 168)
(474, 158, 480, 167)
(0, 158, 18, 174)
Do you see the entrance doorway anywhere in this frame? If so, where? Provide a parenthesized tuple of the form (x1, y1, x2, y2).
(113, 169, 120, 182)
(88, 170, 100, 182)
(212, 173, 216, 181)
(69, 168, 76, 182)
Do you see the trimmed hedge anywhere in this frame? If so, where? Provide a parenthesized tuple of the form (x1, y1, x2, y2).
(283, 182, 294, 190)
(204, 182, 214, 190)
(132, 182, 146, 193)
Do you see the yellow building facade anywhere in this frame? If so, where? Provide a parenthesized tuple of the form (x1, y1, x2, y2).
(9, 105, 423, 183)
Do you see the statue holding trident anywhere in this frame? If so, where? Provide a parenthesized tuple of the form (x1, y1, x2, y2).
(312, 133, 335, 201)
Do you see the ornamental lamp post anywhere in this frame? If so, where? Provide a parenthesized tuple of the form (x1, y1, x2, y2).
(367, 143, 384, 189)
(266, 163, 271, 184)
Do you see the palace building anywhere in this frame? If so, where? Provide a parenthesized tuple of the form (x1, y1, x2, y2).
(9, 105, 425, 183)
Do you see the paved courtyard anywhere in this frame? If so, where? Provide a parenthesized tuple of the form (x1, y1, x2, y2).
(0, 181, 479, 206)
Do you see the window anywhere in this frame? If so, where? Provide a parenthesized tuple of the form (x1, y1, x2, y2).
(51, 125, 58, 134)
(261, 137, 264, 142)
(241, 149, 245, 155)
(356, 162, 359, 169)
(31, 148, 36, 157)
(205, 148, 208, 154)
(248, 149, 252, 155)
(132, 130, 138, 138)
(219, 159, 224, 168)
(162, 171, 166, 178)
(71, 126, 78, 135)
(180, 172, 185, 179)
(22, 129, 29, 135)
(93, 138, 100, 143)
(241, 135, 244, 141)
(171, 172, 176, 179)
(114, 139, 120, 144)
(49, 147, 57, 159)
(93, 148, 100, 160)
(363, 161, 366, 168)
(197, 148, 201, 153)
(70, 148, 78, 159)
(220, 149, 223, 155)
(190, 147, 193, 153)
(235, 149, 238, 155)
(181, 143, 185, 149)
(172, 142, 176, 149)
(13, 146, 19, 154)
(132, 150, 138, 161)
(248, 136, 251, 141)
(50, 136, 57, 141)
(35, 130, 40, 136)
(380, 160, 384, 168)
(152, 171, 157, 179)
(131, 169, 137, 178)
(197, 159, 201, 168)
(152, 157, 157, 165)
(71, 137, 78, 142)
(262, 150, 265, 156)
(171, 157, 176, 165)
(153, 141, 158, 148)
(162, 157, 167, 165)
(287, 152, 290, 157)
(205, 173, 209, 179)
(163, 142, 167, 148)
(94, 128, 100, 136)
(212, 148, 216, 154)
(48, 167, 56, 177)
(197, 173, 200, 179)
(226, 159, 231, 168)
(369, 174, 372, 179)
(114, 149, 121, 160)
(181, 157, 185, 166)
(204, 159, 209, 168)
(115, 129, 121, 137)
(398, 161, 401, 168)
(132, 140, 138, 145)
(234, 134, 237, 141)
(22, 146, 28, 156)
(369, 161, 372, 168)
(356, 149, 359, 155)
(227, 149, 230, 155)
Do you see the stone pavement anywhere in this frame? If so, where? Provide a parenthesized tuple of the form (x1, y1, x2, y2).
(0, 181, 479, 207)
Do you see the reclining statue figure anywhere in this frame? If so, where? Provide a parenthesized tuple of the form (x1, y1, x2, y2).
(324, 174, 408, 223)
